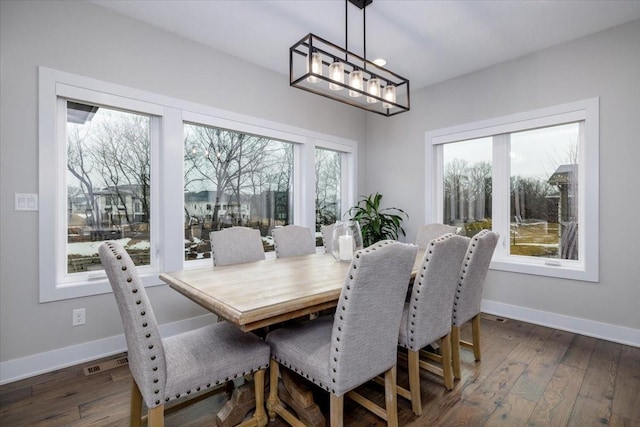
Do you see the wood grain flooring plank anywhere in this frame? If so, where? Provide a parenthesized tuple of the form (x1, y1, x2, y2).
(578, 339, 621, 401)
(560, 334, 597, 371)
(609, 413, 640, 427)
(567, 340, 623, 427)
(439, 351, 530, 425)
(568, 394, 613, 427)
(459, 325, 524, 401)
(520, 325, 555, 352)
(483, 391, 537, 426)
(612, 344, 640, 421)
(509, 344, 567, 402)
(527, 363, 586, 427)
(544, 329, 575, 350)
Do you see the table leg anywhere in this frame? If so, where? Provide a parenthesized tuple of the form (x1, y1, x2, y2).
(279, 369, 325, 427)
(217, 369, 326, 427)
(216, 380, 256, 427)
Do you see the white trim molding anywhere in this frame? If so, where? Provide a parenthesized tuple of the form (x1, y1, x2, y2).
(482, 299, 640, 347)
(0, 314, 216, 385)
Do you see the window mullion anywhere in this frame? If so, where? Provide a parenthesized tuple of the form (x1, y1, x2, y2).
(492, 134, 511, 257)
(158, 108, 184, 272)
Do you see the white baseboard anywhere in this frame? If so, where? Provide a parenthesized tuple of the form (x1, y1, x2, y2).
(482, 299, 640, 347)
(0, 313, 216, 385)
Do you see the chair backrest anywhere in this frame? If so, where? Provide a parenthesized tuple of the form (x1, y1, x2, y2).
(272, 225, 316, 258)
(330, 240, 418, 395)
(452, 229, 499, 327)
(99, 241, 167, 408)
(415, 223, 459, 249)
(320, 224, 335, 253)
(210, 227, 265, 266)
(404, 233, 470, 351)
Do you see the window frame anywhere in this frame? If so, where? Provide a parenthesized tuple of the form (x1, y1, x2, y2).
(39, 67, 357, 302)
(425, 98, 599, 282)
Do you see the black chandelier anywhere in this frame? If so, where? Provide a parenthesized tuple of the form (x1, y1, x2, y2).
(289, 0, 410, 117)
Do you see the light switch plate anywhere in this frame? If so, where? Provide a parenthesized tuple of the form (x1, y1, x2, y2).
(15, 193, 38, 211)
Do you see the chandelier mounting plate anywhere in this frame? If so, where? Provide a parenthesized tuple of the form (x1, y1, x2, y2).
(347, 0, 373, 9)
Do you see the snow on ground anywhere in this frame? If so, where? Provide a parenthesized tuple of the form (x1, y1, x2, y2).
(68, 238, 151, 256)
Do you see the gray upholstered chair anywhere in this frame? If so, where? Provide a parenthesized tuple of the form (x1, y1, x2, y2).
(451, 229, 499, 380)
(266, 240, 418, 427)
(271, 225, 316, 258)
(99, 241, 270, 427)
(320, 223, 335, 253)
(210, 227, 265, 266)
(414, 223, 459, 249)
(396, 233, 469, 415)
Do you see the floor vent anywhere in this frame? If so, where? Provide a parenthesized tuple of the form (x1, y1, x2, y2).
(482, 314, 507, 323)
(83, 356, 129, 376)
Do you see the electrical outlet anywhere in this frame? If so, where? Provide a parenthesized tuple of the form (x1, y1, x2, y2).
(72, 308, 86, 326)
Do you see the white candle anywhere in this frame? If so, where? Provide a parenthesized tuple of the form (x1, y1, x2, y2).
(338, 235, 353, 261)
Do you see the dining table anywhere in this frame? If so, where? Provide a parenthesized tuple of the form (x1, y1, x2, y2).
(159, 249, 425, 427)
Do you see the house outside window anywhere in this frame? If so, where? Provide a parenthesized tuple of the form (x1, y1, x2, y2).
(426, 98, 598, 281)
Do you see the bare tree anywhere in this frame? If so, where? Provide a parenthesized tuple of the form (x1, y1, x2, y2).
(184, 125, 282, 228)
(444, 158, 468, 223)
(67, 125, 98, 226)
(91, 113, 151, 229)
(315, 149, 341, 228)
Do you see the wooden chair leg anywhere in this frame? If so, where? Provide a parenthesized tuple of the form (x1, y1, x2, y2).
(407, 351, 422, 415)
(440, 334, 454, 390)
(267, 359, 280, 421)
(130, 380, 143, 427)
(329, 394, 344, 427)
(471, 314, 481, 361)
(147, 405, 164, 427)
(451, 325, 461, 380)
(384, 366, 399, 427)
(252, 369, 267, 427)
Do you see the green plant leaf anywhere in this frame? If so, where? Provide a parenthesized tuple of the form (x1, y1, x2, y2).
(347, 192, 408, 247)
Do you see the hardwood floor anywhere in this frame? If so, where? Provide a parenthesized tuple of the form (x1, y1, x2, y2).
(1, 315, 638, 426)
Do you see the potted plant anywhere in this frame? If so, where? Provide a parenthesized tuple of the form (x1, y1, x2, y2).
(347, 192, 408, 247)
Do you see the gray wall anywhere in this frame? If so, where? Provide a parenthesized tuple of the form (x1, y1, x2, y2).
(0, 0, 365, 363)
(1, 0, 638, 375)
(365, 19, 640, 332)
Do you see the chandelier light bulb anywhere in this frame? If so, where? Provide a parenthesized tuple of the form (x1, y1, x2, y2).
(329, 61, 345, 90)
(307, 52, 322, 83)
(366, 77, 381, 103)
(348, 70, 363, 97)
(382, 85, 397, 109)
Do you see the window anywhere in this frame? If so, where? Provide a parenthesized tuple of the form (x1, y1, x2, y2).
(39, 67, 356, 301)
(426, 99, 598, 281)
(66, 102, 153, 274)
(315, 147, 342, 246)
(183, 123, 294, 260)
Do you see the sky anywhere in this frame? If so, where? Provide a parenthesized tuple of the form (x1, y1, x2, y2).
(443, 122, 579, 180)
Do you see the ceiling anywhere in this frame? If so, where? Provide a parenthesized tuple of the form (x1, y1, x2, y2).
(90, 0, 640, 90)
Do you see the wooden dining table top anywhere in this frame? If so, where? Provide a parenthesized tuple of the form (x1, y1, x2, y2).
(160, 250, 424, 332)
